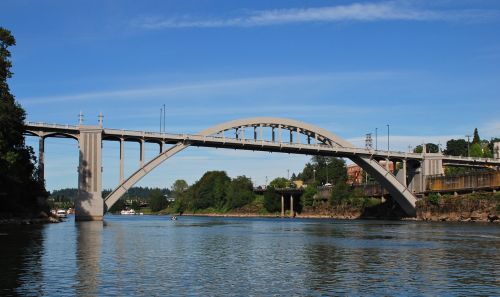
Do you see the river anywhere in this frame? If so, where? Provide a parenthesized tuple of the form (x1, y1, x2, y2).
(1, 216, 498, 296)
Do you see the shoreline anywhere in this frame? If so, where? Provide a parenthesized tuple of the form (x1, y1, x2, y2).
(178, 212, 499, 222)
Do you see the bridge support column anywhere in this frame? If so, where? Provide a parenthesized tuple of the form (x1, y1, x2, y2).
(76, 127, 103, 221)
(290, 195, 294, 217)
(281, 195, 285, 218)
(140, 139, 145, 167)
(119, 138, 124, 183)
(38, 136, 45, 182)
(402, 160, 407, 187)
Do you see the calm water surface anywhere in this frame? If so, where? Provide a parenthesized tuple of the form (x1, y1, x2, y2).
(0, 216, 499, 296)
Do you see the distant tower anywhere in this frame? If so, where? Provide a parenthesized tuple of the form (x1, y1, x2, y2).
(78, 111, 84, 125)
(365, 133, 373, 150)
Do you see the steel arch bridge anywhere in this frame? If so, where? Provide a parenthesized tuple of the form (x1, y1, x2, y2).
(24, 117, 500, 220)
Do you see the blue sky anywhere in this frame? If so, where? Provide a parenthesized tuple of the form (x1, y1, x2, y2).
(2, 0, 500, 191)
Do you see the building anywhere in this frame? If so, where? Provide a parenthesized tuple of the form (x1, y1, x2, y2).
(347, 161, 395, 185)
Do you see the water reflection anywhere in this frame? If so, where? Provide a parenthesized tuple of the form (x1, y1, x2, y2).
(1, 217, 499, 296)
(75, 221, 102, 297)
(0, 224, 45, 296)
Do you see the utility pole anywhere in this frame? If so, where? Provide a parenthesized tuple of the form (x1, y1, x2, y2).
(466, 134, 471, 157)
(287, 169, 290, 180)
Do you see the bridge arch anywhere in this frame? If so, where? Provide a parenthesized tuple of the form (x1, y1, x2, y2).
(104, 117, 417, 216)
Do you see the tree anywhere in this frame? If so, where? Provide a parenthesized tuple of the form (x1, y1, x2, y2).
(470, 143, 483, 158)
(413, 143, 439, 153)
(330, 182, 350, 206)
(269, 177, 290, 188)
(472, 128, 480, 144)
(108, 198, 126, 213)
(225, 176, 254, 210)
(298, 156, 347, 185)
(190, 171, 230, 210)
(263, 186, 281, 212)
(301, 186, 316, 207)
(149, 188, 168, 212)
(444, 139, 468, 156)
(0, 27, 47, 215)
(171, 179, 188, 195)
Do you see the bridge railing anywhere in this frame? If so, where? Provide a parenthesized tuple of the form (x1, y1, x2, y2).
(25, 121, 78, 129)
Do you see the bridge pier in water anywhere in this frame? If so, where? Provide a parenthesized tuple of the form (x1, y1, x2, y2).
(76, 126, 104, 221)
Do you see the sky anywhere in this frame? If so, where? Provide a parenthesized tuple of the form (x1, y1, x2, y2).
(2, 0, 500, 191)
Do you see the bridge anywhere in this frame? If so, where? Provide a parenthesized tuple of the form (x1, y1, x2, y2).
(24, 117, 500, 221)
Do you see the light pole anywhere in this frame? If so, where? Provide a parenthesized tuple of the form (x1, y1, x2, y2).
(375, 128, 378, 150)
(466, 134, 471, 157)
(313, 169, 316, 183)
(159, 107, 162, 132)
(287, 169, 290, 180)
(163, 104, 166, 132)
(387, 124, 390, 153)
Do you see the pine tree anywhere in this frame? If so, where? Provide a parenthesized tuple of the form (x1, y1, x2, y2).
(472, 128, 480, 144)
(0, 27, 47, 215)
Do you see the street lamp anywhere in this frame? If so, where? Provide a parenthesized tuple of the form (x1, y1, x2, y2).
(313, 169, 316, 183)
(375, 128, 378, 150)
(387, 124, 390, 154)
(465, 134, 471, 157)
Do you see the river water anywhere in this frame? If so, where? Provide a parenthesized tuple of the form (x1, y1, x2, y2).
(0, 216, 498, 296)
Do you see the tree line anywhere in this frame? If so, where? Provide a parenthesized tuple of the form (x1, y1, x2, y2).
(0, 27, 48, 217)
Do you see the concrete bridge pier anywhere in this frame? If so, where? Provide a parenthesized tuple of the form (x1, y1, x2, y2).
(290, 195, 294, 217)
(38, 136, 45, 182)
(281, 195, 285, 218)
(76, 126, 103, 221)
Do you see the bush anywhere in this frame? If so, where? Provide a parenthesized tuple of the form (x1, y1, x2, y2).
(428, 193, 440, 206)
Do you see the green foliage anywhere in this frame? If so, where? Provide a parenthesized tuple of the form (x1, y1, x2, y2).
(171, 179, 188, 196)
(444, 139, 468, 156)
(414, 143, 439, 153)
(130, 200, 141, 211)
(225, 176, 254, 210)
(0, 27, 48, 215)
(330, 182, 350, 206)
(263, 186, 281, 212)
(298, 156, 347, 185)
(472, 128, 480, 144)
(108, 199, 126, 213)
(470, 143, 482, 158)
(428, 193, 440, 206)
(269, 177, 290, 188)
(149, 188, 168, 212)
(301, 186, 317, 207)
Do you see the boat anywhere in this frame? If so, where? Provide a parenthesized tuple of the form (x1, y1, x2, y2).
(56, 209, 67, 218)
(120, 209, 136, 215)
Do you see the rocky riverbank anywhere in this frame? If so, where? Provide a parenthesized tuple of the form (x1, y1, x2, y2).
(179, 192, 500, 223)
(416, 192, 499, 223)
(0, 211, 61, 224)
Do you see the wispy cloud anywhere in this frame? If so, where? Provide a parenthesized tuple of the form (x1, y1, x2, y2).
(134, 2, 499, 29)
(20, 71, 396, 105)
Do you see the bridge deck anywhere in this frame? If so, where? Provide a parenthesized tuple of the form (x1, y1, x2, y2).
(24, 122, 500, 166)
